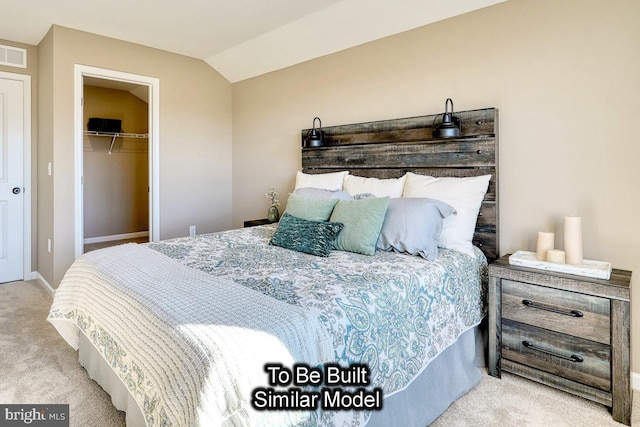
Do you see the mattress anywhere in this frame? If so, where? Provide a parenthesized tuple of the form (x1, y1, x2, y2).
(49, 225, 488, 426)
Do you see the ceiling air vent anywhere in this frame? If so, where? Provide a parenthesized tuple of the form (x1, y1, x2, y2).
(0, 44, 27, 68)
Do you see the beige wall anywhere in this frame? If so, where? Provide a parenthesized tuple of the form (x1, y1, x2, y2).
(39, 25, 233, 286)
(232, 0, 640, 370)
(37, 30, 54, 284)
(83, 85, 149, 238)
(0, 38, 38, 275)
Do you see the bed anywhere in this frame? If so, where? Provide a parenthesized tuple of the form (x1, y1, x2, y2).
(48, 107, 499, 426)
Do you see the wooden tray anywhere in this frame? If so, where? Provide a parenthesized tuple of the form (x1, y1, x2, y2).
(508, 250, 612, 280)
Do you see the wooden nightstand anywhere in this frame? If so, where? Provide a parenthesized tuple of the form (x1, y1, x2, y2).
(243, 218, 276, 227)
(488, 255, 632, 425)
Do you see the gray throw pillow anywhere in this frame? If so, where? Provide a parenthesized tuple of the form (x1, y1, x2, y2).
(376, 198, 456, 260)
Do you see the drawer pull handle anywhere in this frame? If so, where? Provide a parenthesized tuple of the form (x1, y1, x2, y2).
(522, 341, 584, 363)
(522, 299, 584, 317)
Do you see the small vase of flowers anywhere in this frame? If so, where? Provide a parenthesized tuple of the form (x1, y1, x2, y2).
(265, 186, 280, 222)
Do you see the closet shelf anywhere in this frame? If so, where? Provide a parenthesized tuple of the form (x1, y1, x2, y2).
(84, 130, 149, 155)
(84, 130, 148, 139)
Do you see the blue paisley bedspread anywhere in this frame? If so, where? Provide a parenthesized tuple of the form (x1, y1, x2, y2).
(50, 224, 487, 427)
(147, 224, 488, 425)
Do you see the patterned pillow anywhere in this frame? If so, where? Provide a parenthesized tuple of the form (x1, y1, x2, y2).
(269, 213, 344, 257)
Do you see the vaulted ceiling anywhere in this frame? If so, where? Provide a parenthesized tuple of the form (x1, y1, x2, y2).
(1, 0, 505, 82)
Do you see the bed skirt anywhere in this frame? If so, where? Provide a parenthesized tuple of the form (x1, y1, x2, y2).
(367, 322, 486, 426)
(78, 323, 486, 427)
(78, 333, 146, 427)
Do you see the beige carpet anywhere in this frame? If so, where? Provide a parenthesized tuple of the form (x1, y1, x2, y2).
(0, 280, 126, 426)
(0, 280, 637, 427)
(432, 369, 639, 427)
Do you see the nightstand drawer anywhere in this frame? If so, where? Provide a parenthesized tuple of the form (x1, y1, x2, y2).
(502, 279, 610, 345)
(489, 255, 632, 425)
(502, 319, 611, 391)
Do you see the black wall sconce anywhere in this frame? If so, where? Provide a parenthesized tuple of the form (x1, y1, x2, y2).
(432, 98, 462, 138)
(304, 117, 324, 147)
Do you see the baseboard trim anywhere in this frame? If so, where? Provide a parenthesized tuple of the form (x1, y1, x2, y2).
(35, 272, 55, 297)
(25, 271, 37, 281)
(84, 231, 149, 245)
(633, 372, 640, 391)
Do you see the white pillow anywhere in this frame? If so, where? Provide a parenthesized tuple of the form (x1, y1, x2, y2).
(402, 172, 491, 257)
(294, 171, 349, 191)
(344, 174, 406, 198)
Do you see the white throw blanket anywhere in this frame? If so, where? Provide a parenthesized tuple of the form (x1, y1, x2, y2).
(49, 244, 335, 426)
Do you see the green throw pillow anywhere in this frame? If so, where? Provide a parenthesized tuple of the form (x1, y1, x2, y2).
(284, 193, 339, 221)
(270, 213, 344, 257)
(329, 197, 390, 255)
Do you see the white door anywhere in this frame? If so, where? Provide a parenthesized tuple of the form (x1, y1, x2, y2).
(0, 78, 24, 283)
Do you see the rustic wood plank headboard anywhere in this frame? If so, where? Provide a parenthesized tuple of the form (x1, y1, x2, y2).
(301, 107, 499, 261)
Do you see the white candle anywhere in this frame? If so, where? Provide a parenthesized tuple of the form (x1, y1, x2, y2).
(546, 249, 566, 264)
(536, 231, 555, 261)
(564, 216, 583, 265)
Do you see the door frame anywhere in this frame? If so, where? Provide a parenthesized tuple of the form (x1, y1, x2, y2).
(0, 71, 32, 281)
(74, 65, 160, 259)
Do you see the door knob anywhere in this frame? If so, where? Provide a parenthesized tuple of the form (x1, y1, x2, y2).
(12, 187, 21, 195)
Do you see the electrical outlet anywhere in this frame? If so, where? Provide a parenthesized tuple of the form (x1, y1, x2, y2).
(47, 239, 52, 253)
(189, 225, 196, 237)
(47, 162, 52, 176)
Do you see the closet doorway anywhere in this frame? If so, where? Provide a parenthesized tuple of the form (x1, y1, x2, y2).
(74, 65, 160, 258)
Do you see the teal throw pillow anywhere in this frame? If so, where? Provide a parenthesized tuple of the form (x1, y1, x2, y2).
(270, 213, 344, 257)
(329, 197, 390, 255)
(284, 193, 339, 221)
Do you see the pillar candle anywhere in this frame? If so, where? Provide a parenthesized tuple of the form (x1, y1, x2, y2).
(546, 249, 566, 264)
(536, 231, 555, 261)
(564, 216, 583, 265)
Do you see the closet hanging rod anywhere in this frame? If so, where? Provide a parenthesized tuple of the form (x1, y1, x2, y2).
(83, 130, 149, 155)
(84, 130, 148, 138)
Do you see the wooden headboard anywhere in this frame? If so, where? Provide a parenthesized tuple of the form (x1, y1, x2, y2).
(301, 107, 499, 261)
